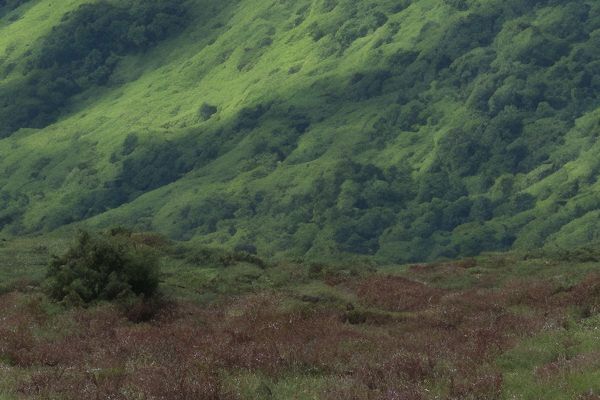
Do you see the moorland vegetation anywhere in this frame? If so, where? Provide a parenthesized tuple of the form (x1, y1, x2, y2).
(0, 232, 599, 399)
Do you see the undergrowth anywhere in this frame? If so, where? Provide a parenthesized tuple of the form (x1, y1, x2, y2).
(0, 235, 599, 399)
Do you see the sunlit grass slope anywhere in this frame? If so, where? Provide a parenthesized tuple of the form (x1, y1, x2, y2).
(2, 0, 600, 262)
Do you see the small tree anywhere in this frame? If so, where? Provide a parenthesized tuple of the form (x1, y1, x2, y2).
(45, 230, 160, 305)
(198, 103, 217, 121)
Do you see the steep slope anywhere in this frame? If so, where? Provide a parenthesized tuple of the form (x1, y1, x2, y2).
(2, 0, 600, 262)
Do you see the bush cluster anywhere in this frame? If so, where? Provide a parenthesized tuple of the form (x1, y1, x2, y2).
(45, 230, 160, 305)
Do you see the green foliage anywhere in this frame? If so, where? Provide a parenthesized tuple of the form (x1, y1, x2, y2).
(0, 0, 187, 136)
(4, 0, 600, 263)
(45, 230, 160, 305)
(117, 140, 191, 195)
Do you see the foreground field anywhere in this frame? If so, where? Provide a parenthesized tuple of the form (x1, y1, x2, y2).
(0, 235, 599, 399)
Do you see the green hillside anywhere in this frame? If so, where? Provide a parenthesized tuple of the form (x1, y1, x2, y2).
(2, 0, 600, 262)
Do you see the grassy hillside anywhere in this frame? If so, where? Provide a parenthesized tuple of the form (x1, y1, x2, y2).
(2, 0, 600, 262)
(0, 234, 599, 398)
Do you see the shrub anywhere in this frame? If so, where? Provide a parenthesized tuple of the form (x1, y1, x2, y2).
(234, 242, 257, 255)
(235, 103, 270, 130)
(353, 275, 444, 312)
(45, 230, 160, 305)
(198, 103, 218, 120)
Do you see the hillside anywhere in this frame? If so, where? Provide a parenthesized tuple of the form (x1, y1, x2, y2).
(2, 0, 600, 262)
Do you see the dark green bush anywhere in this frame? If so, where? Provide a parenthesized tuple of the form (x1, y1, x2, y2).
(443, 0, 469, 11)
(234, 243, 258, 255)
(45, 230, 160, 305)
(235, 103, 270, 130)
(121, 133, 139, 156)
(199, 103, 218, 120)
(117, 140, 191, 194)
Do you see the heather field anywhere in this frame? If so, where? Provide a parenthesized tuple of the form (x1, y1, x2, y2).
(0, 235, 599, 399)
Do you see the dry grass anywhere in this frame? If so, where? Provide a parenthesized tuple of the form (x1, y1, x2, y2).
(1, 263, 599, 399)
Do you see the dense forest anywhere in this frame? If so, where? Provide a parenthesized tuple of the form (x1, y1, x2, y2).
(2, 0, 600, 262)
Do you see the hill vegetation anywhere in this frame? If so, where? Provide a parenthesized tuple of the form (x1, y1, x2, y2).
(2, 0, 600, 262)
(0, 0, 186, 136)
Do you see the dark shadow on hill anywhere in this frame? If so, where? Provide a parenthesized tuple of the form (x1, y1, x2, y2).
(0, 0, 189, 137)
(0, 0, 33, 19)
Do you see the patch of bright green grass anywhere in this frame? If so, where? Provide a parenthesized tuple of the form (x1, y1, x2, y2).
(0, 235, 69, 293)
(499, 315, 600, 399)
